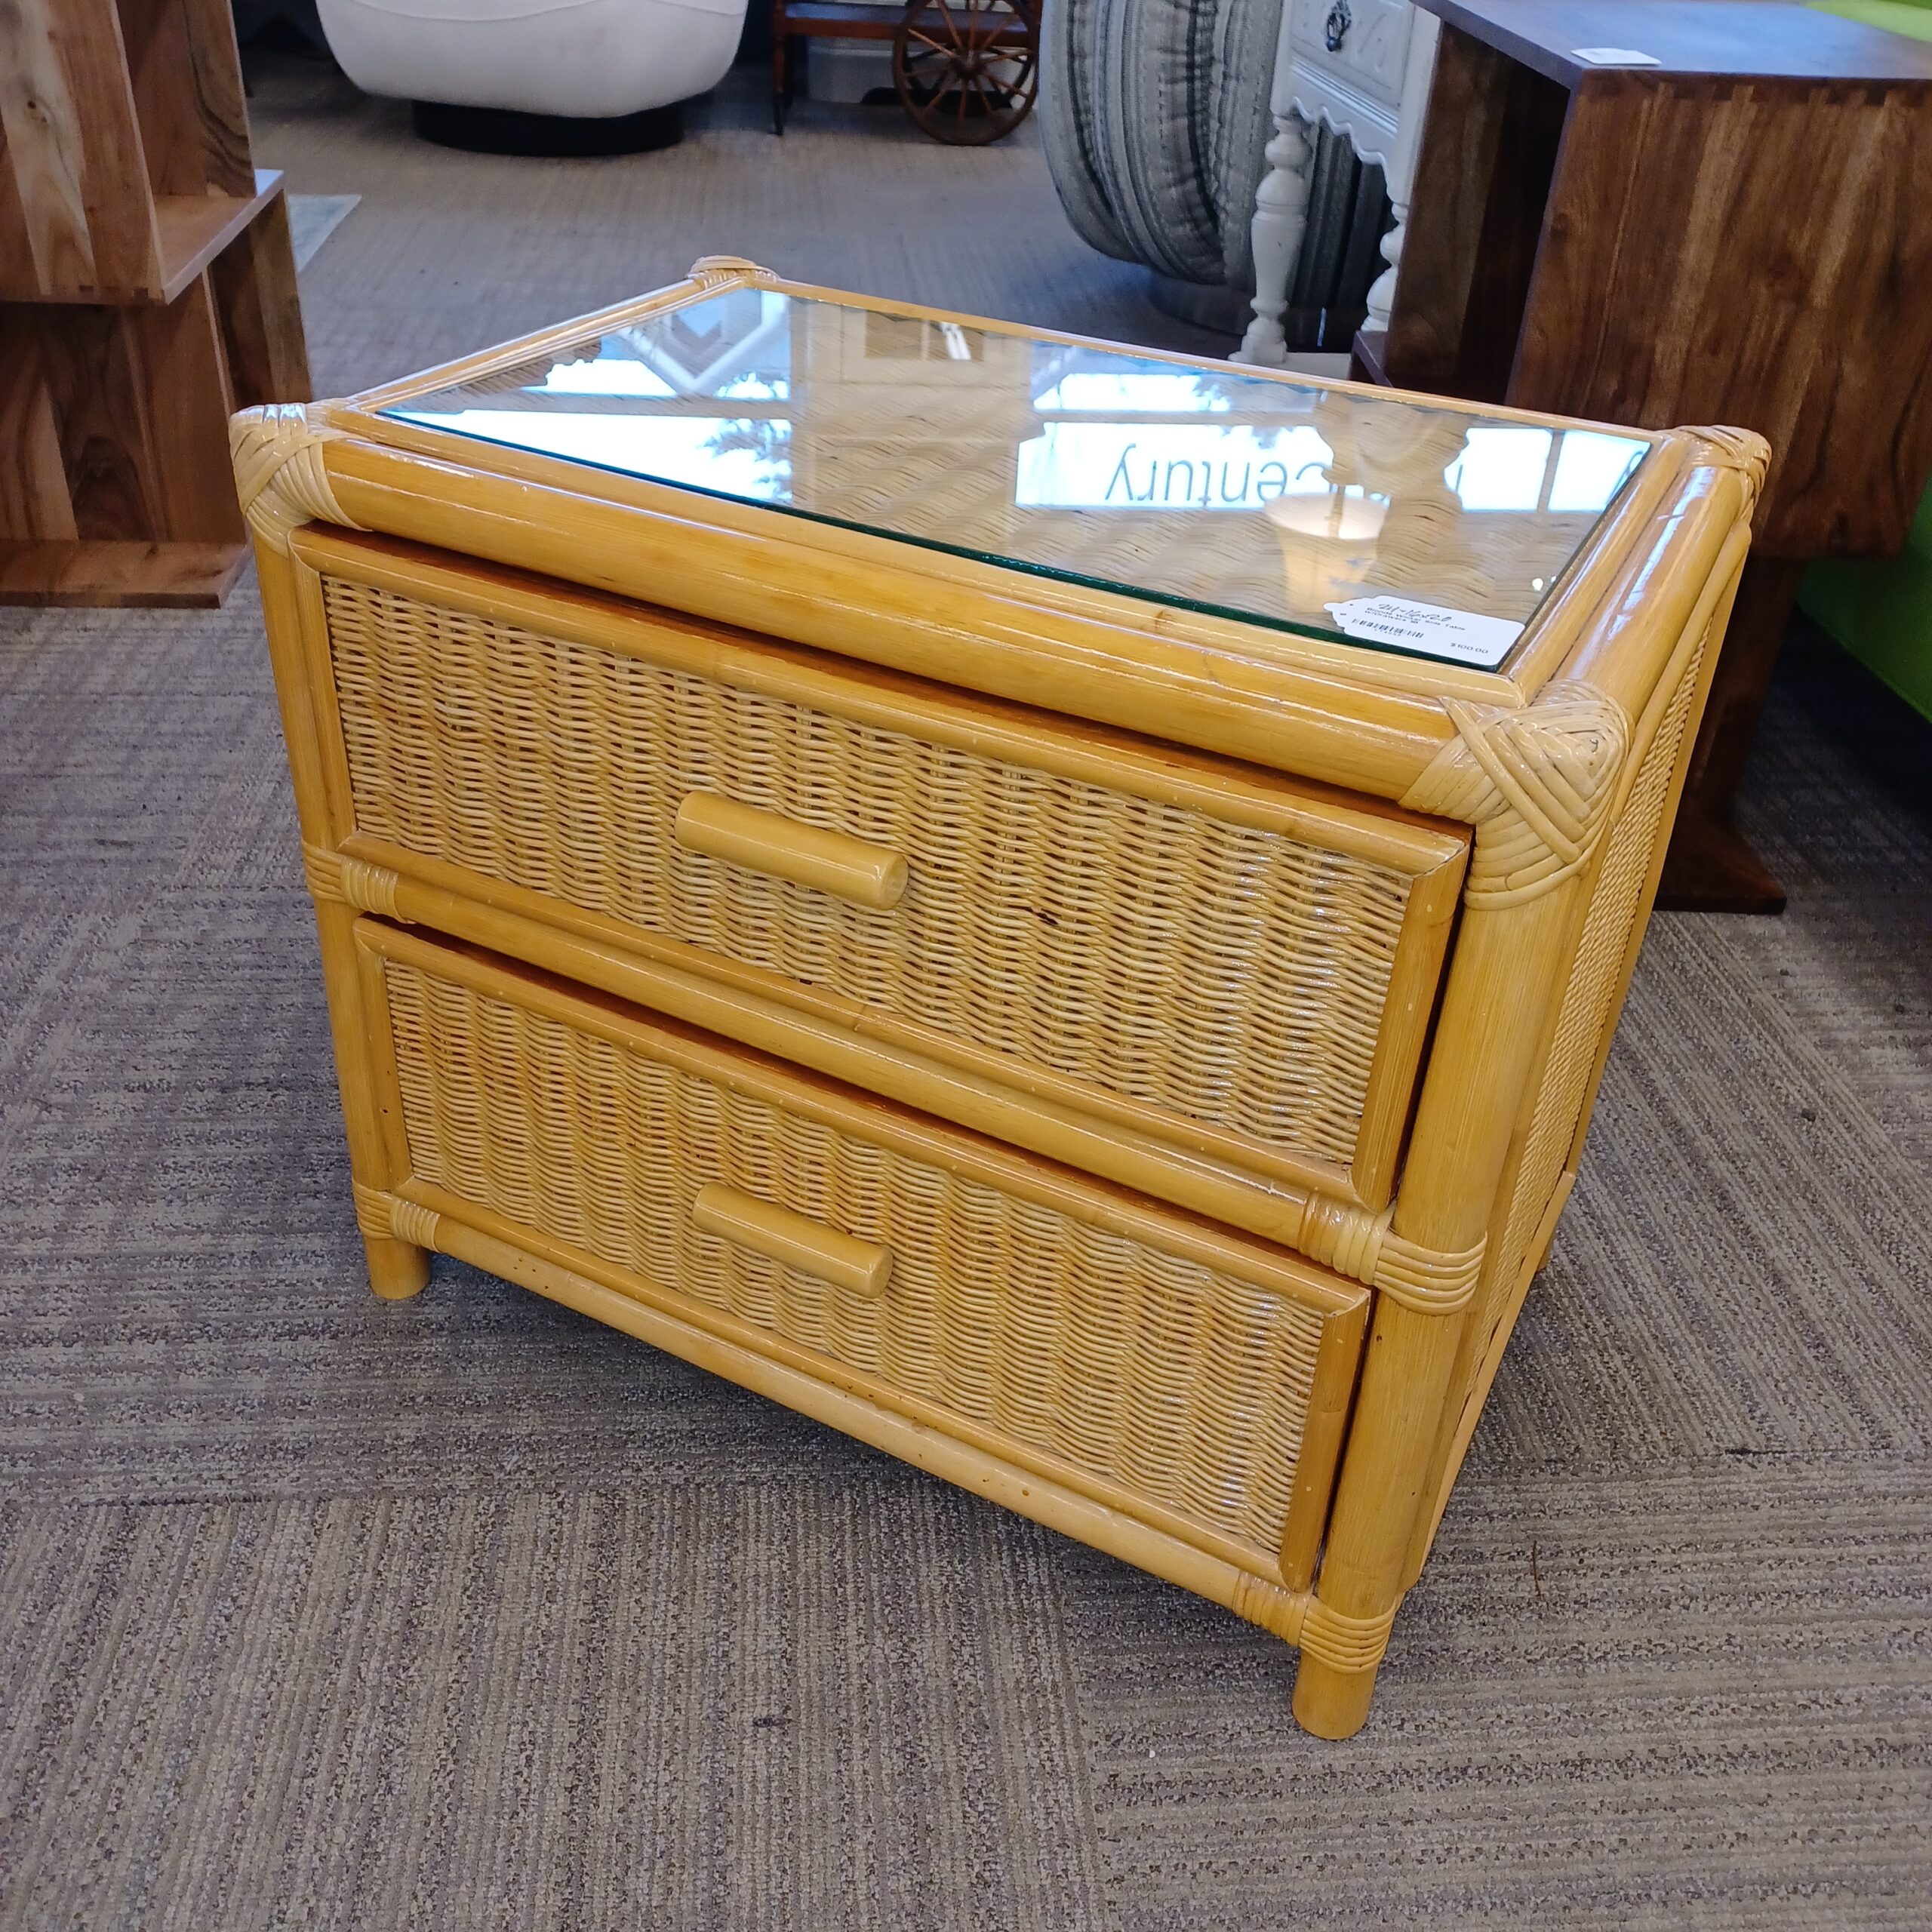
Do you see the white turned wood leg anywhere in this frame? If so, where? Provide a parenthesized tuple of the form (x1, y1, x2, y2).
(1233, 113, 1315, 367)
(1364, 200, 1407, 335)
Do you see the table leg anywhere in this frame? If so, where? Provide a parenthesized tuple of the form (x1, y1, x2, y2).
(1233, 111, 1314, 367)
(1364, 196, 1407, 336)
(1657, 552, 1805, 915)
(772, 3, 788, 134)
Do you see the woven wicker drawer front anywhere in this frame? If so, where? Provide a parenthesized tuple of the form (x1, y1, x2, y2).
(376, 931, 1360, 1559)
(318, 562, 1460, 1204)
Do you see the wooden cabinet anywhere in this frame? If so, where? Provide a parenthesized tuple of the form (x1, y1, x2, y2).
(0, 0, 309, 605)
(235, 260, 1761, 1736)
(1371, 0, 1932, 909)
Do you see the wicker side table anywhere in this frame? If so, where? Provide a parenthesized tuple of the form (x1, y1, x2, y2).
(234, 260, 1761, 1737)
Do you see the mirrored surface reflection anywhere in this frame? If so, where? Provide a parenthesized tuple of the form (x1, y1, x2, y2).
(386, 288, 1650, 669)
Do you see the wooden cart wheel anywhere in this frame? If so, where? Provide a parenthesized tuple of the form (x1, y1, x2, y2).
(893, 0, 1041, 146)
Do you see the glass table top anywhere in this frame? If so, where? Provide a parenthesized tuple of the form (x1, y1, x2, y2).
(380, 285, 1652, 671)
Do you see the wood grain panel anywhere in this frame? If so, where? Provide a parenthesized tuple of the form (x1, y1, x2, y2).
(132, 271, 245, 540)
(0, 309, 75, 538)
(32, 281, 245, 543)
(0, 0, 100, 291)
(115, 0, 253, 196)
(116, 0, 200, 193)
(0, 534, 243, 602)
(1514, 75, 1932, 556)
(39, 307, 158, 537)
(1380, 24, 1567, 403)
(0, 0, 158, 299)
(1424, 0, 1932, 87)
(209, 188, 310, 405)
(0, 140, 38, 294)
(177, 0, 254, 190)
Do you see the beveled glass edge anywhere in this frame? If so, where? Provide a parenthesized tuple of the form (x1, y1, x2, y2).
(328, 393, 1708, 714)
(337, 260, 1677, 697)
(365, 405, 1653, 675)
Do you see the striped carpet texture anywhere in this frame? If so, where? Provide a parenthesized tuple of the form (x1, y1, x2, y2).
(2, 54, 1927, 1932)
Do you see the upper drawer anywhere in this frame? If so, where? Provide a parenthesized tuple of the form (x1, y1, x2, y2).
(1287, 0, 1414, 110)
(291, 530, 1466, 1217)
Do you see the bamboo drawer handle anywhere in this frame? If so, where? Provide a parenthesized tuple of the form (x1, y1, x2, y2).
(675, 793, 909, 910)
(692, 1184, 894, 1299)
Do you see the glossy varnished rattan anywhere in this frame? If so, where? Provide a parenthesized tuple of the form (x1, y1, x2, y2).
(1402, 579, 1726, 1577)
(232, 261, 1767, 1740)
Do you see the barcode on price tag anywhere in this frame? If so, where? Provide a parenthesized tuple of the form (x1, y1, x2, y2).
(1326, 596, 1526, 667)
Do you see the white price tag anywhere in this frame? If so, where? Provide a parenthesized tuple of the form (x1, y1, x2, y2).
(1571, 46, 1661, 66)
(1326, 596, 1525, 668)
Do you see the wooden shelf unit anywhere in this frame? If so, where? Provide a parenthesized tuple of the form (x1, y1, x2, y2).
(0, 0, 311, 606)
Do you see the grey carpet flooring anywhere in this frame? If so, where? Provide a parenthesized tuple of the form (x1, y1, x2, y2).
(285, 193, 359, 271)
(2, 54, 1929, 1932)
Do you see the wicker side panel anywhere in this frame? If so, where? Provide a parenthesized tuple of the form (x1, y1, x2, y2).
(382, 953, 1333, 1555)
(322, 577, 1413, 1174)
(1468, 622, 1712, 1356)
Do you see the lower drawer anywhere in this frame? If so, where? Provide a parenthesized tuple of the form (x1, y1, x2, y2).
(359, 919, 1369, 1583)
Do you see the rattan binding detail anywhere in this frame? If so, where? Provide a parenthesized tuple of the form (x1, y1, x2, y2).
(1297, 1596, 1399, 1673)
(1295, 1193, 1392, 1281)
(301, 844, 408, 920)
(229, 405, 365, 553)
(1292, 1192, 1481, 1310)
(1373, 1233, 1484, 1314)
(351, 1179, 389, 1239)
(687, 255, 774, 287)
(302, 841, 343, 901)
(352, 1180, 441, 1248)
(1228, 1570, 1396, 1668)
(1229, 1571, 1308, 1642)
(1684, 425, 1772, 518)
(389, 1195, 442, 1248)
(340, 857, 404, 919)
(1401, 680, 1629, 907)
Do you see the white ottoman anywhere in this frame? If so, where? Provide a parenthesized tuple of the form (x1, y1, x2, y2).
(320, 0, 749, 150)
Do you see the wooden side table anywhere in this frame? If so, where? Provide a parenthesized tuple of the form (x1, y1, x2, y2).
(771, 1, 900, 134)
(771, 0, 1038, 142)
(1367, 0, 1932, 909)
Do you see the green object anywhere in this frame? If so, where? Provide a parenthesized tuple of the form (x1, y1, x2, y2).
(1801, 483, 1932, 724)
(1807, 0, 1932, 41)
(1798, 0, 1932, 720)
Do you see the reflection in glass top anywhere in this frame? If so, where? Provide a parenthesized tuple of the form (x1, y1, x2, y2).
(383, 287, 1651, 669)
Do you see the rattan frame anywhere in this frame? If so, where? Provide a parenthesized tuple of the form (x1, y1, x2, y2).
(233, 260, 1764, 1740)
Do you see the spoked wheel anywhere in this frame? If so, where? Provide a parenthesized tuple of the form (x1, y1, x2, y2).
(893, 0, 1041, 146)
